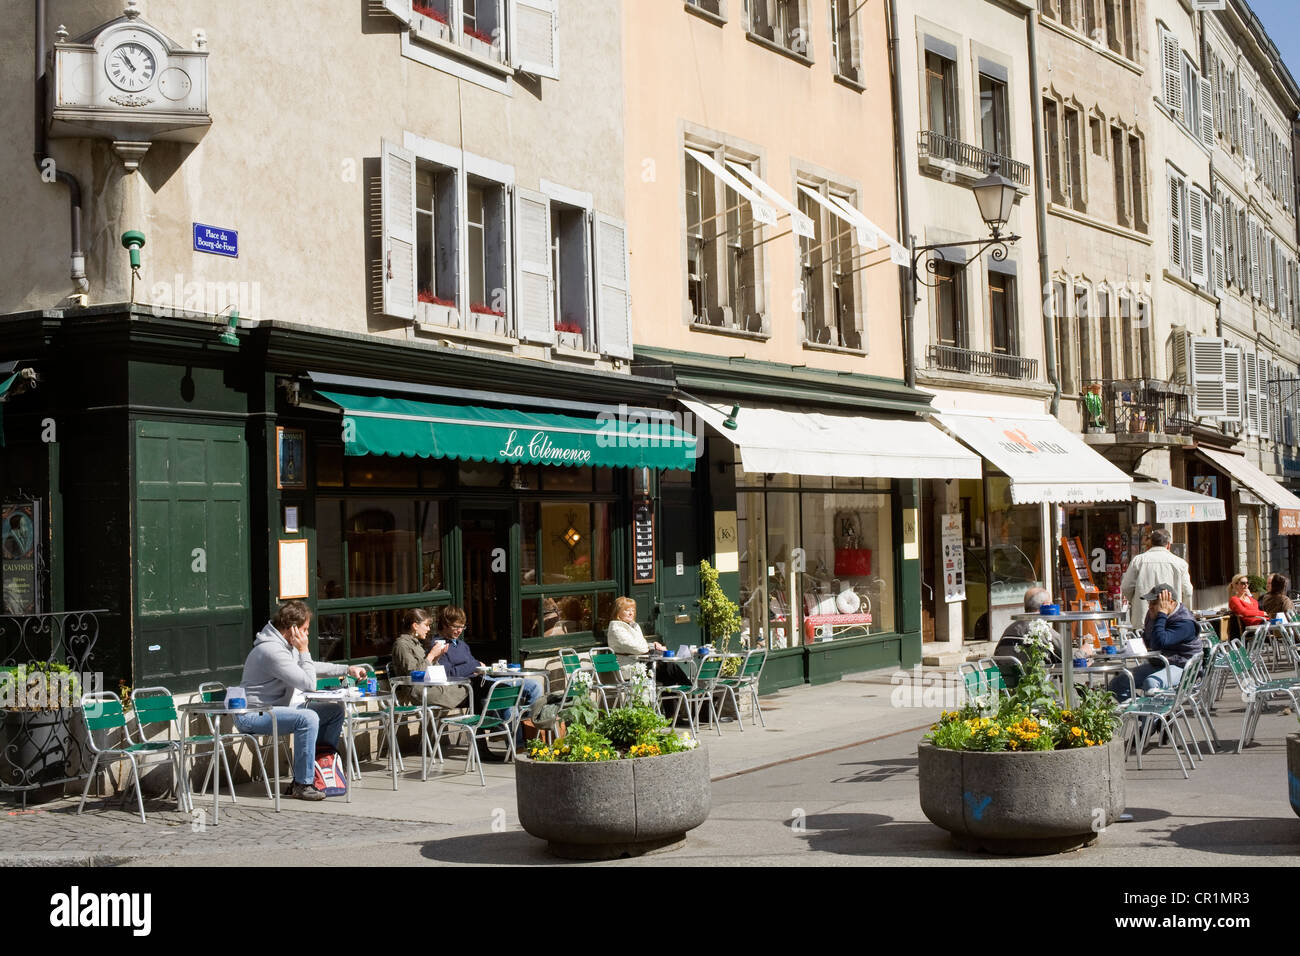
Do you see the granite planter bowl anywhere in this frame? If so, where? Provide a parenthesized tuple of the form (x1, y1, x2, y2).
(515, 745, 710, 860)
(918, 738, 1126, 855)
(1288, 733, 1300, 819)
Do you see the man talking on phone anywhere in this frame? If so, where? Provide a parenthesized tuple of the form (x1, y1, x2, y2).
(234, 600, 369, 800)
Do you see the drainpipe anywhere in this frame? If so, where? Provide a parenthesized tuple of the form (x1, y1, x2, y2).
(33, 0, 88, 296)
(1027, 12, 1058, 417)
(886, 0, 915, 389)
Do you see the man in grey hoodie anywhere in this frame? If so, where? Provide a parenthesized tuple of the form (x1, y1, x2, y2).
(234, 600, 368, 800)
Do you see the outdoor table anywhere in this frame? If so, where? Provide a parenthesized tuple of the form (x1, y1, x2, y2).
(388, 677, 476, 780)
(1048, 660, 1136, 701)
(177, 701, 279, 825)
(1011, 610, 1121, 708)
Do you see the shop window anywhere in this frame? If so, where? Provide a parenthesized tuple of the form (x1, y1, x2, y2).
(348, 455, 419, 488)
(418, 499, 445, 592)
(317, 443, 344, 487)
(961, 474, 1044, 643)
(317, 609, 406, 662)
(344, 500, 419, 598)
(521, 500, 612, 586)
(978, 73, 1010, 160)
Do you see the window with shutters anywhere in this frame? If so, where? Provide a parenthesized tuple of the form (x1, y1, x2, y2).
(1128, 133, 1147, 233)
(1064, 106, 1086, 211)
(685, 146, 768, 335)
(1168, 168, 1186, 276)
(935, 261, 967, 350)
(1043, 98, 1063, 204)
(798, 180, 864, 350)
(829, 0, 861, 84)
(746, 0, 811, 58)
(979, 73, 1010, 160)
(549, 199, 591, 348)
(385, 0, 559, 83)
(1187, 187, 1209, 287)
(989, 269, 1017, 357)
(1159, 25, 1182, 118)
(415, 159, 461, 315)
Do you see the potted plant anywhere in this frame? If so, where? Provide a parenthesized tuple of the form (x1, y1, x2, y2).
(696, 559, 744, 678)
(1084, 383, 1106, 433)
(918, 621, 1126, 854)
(554, 319, 585, 351)
(0, 661, 81, 803)
(516, 670, 710, 859)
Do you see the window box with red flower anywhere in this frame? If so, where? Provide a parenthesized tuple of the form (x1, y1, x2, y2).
(469, 301, 507, 335)
(554, 320, 586, 351)
(411, 1, 451, 43)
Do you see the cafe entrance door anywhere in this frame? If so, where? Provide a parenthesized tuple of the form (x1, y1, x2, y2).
(460, 504, 513, 665)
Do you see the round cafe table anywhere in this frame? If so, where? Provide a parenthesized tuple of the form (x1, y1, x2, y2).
(1010, 610, 1121, 708)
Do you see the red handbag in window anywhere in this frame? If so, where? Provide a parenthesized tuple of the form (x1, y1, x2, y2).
(834, 548, 871, 577)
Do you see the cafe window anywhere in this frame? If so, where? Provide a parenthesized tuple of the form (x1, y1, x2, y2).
(316, 498, 447, 603)
(520, 498, 617, 645)
(735, 467, 895, 651)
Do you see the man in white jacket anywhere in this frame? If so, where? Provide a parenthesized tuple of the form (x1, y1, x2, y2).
(234, 600, 368, 800)
(1120, 529, 1194, 627)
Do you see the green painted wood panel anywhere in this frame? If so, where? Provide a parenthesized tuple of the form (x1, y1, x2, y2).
(134, 420, 252, 691)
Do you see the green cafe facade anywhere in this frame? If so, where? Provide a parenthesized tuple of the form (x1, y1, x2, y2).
(0, 306, 974, 693)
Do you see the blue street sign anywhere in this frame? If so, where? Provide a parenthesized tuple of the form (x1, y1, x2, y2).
(193, 223, 238, 258)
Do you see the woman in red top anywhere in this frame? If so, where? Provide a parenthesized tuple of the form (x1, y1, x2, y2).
(1228, 573, 1269, 626)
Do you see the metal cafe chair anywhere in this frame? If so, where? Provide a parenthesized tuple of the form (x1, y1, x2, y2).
(588, 646, 634, 711)
(658, 655, 725, 738)
(77, 692, 187, 824)
(199, 680, 284, 787)
(715, 648, 769, 727)
(435, 678, 525, 787)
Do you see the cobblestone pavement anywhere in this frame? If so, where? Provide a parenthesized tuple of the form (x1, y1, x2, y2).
(0, 800, 449, 865)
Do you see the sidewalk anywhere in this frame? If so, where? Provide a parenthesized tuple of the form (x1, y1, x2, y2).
(4, 664, 1293, 866)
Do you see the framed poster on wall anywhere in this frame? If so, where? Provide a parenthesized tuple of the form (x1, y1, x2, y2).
(277, 427, 306, 489)
(1, 499, 40, 614)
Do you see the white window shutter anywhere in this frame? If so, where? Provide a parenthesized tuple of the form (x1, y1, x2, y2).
(513, 186, 554, 344)
(376, 0, 413, 22)
(1211, 198, 1224, 291)
(1223, 345, 1242, 424)
(381, 138, 418, 322)
(512, 0, 559, 79)
(1245, 349, 1259, 434)
(594, 213, 633, 360)
(1258, 353, 1271, 436)
(1161, 29, 1182, 114)
(1188, 188, 1207, 285)
(1168, 173, 1183, 272)
(1199, 75, 1214, 147)
(1266, 233, 1276, 309)
(1191, 335, 1227, 418)
(1249, 219, 1260, 298)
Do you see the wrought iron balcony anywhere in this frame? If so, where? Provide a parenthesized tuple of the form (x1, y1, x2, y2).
(1082, 380, 1194, 439)
(927, 343, 1038, 380)
(917, 130, 1031, 187)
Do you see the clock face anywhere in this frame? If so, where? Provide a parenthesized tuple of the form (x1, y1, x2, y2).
(105, 42, 157, 92)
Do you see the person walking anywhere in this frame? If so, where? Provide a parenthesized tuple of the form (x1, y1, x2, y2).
(1120, 528, 1193, 627)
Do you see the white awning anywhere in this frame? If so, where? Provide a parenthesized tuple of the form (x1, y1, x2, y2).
(684, 148, 778, 227)
(1130, 481, 1226, 523)
(1196, 447, 1300, 534)
(795, 185, 911, 267)
(932, 408, 1132, 504)
(725, 161, 815, 239)
(681, 401, 981, 480)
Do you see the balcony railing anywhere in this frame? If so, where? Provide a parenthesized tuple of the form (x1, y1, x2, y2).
(928, 343, 1038, 380)
(917, 130, 1031, 187)
(1083, 380, 1193, 437)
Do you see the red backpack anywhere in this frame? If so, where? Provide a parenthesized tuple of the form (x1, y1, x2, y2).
(313, 743, 348, 797)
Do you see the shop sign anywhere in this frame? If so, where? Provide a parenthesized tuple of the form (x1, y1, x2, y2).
(902, 509, 918, 560)
(632, 497, 655, 584)
(499, 429, 594, 466)
(714, 511, 738, 573)
(1280, 510, 1300, 535)
(941, 513, 965, 603)
(1, 500, 40, 614)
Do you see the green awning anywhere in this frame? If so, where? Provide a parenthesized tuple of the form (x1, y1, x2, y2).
(318, 391, 697, 471)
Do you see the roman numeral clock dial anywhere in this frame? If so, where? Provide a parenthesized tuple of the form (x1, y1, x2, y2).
(105, 41, 156, 92)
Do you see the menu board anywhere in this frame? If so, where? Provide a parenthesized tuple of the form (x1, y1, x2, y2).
(632, 496, 655, 583)
(941, 512, 965, 603)
(1, 500, 40, 614)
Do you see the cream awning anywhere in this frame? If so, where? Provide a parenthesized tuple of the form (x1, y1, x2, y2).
(682, 401, 981, 480)
(1196, 447, 1300, 534)
(1129, 481, 1226, 523)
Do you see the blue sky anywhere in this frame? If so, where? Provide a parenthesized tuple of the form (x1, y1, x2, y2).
(1245, 0, 1300, 95)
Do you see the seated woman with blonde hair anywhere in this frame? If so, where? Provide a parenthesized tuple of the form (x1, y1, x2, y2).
(606, 597, 689, 686)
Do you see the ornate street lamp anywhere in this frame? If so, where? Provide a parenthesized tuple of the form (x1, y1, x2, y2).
(970, 162, 1019, 240)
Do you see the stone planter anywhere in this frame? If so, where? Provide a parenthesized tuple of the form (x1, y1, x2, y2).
(1288, 733, 1300, 819)
(918, 739, 1126, 855)
(515, 745, 710, 859)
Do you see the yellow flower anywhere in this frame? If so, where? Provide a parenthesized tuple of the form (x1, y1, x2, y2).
(1070, 727, 1083, 737)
